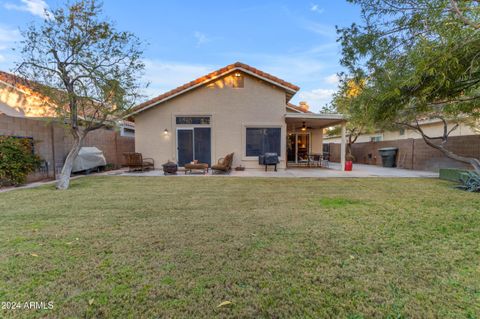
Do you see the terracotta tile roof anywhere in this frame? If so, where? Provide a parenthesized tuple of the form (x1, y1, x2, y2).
(0, 70, 119, 121)
(0, 70, 40, 91)
(132, 62, 300, 114)
(287, 103, 313, 113)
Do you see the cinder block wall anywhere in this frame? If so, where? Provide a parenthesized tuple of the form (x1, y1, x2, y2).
(328, 135, 480, 171)
(0, 114, 134, 182)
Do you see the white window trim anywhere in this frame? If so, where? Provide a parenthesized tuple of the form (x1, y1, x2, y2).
(171, 113, 214, 164)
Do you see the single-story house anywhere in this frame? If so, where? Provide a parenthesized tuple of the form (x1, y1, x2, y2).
(130, 62, 347, 170)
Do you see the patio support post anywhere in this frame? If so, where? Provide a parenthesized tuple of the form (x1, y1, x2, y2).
(341, 121, 346, 171)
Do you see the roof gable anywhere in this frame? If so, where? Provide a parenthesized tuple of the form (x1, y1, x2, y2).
(131, 62, 300, 116)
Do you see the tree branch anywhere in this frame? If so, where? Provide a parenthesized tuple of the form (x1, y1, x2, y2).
(449, 0, 480, 29)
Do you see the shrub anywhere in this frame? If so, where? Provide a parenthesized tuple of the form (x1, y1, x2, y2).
(456, 171, 480, 192)
(0, 136, 42, 186)
(439, 168, 470, 182)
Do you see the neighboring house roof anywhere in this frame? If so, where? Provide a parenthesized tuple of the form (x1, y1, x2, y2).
(118, 119, 135, 129)
(287, 103, 312, 114)
(0, 70, 29, 87)
(0, 70, 44, 96)
(131, 62, 300, 116)
(0, 70, 126, 124)
(0, 101, 25, 117)
(0, 70, 58, 118)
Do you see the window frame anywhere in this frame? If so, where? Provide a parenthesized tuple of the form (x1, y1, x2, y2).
(175, 116, 211, 125)
(243, 125, 283, 160)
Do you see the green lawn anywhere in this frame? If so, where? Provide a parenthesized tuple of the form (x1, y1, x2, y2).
(0, 177, 479, 318)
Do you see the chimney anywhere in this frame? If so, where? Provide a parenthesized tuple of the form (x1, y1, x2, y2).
(299, 101, 309, 111)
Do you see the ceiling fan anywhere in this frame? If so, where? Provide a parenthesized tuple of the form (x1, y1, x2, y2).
(300, 121, 313, 131)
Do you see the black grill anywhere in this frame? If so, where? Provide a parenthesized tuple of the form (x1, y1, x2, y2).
(259, 153, 279, 171)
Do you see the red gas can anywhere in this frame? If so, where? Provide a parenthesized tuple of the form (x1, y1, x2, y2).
(345, 160, 353, 171)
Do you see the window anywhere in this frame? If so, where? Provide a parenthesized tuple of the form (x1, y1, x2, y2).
(121, 127, 135, 137)
(399, 128, 405, 135)
(176, 116, 210, 125)
(232, 73, 244, 88)
(370, 136, 382, 142)
(246, 128, 281, 156)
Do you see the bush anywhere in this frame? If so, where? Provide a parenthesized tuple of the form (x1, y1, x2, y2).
(439, 168, 470, 182)
(0, 136, 42, 186)
(456, 171, 480, 192)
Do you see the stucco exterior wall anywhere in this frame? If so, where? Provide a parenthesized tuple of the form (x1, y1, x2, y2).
(310, 129, 323, 153)
(134, 73, 288, 169)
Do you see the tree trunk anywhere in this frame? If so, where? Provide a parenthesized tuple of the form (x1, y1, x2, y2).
(421, 135, 480, 173)
(346, 143, 353, 158)
(56, 131, 84, 190)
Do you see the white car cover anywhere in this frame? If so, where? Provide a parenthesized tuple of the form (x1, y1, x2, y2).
(72, 147, 107, 173)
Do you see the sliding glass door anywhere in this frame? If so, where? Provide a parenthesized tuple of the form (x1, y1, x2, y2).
(287, 133, 310, 164)
(177, 128, 211, 166)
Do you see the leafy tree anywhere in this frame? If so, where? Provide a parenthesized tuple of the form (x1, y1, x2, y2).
(15, 0, 145, 189)
(327, 78, 374, 160)
(337, 0, 480, 172)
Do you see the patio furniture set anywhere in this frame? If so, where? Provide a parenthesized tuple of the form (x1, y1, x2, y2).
(122, 152, 234, 175)
(296, 154, 329, 168)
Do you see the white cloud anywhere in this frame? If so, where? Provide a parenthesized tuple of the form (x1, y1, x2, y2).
(142, 60, 214, 98)
(295, 88, 336, 112)
(0, 26, 21, 70)
(310, 4, 324, 14)
(4, 0, 50, 19)
(194, 31, 211, 47)
(324, 73, 339, 85)
(304, 21, 335, 37)
(0, 26, 21, 43)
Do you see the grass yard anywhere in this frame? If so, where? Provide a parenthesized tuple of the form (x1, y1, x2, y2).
(0, 176, 479, 318)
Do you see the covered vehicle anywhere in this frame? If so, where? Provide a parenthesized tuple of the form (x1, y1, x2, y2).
(72, 147, 107, 173)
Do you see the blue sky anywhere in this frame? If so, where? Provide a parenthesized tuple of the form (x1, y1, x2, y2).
(0, 0, 361, 112)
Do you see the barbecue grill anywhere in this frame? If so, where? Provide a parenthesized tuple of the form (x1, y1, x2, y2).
(259, 153, 279, 171)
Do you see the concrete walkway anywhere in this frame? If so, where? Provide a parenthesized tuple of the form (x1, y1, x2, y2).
(116, 162, 438, 178)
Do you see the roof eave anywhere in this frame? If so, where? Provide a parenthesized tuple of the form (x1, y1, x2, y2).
(128, 66, 299, 117)
(284, 113, 346, 120)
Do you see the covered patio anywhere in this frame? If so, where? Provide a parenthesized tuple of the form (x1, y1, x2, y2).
(284, 113, 347, 170)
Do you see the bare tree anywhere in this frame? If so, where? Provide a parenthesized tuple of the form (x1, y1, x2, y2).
(15, 0, 145, 189)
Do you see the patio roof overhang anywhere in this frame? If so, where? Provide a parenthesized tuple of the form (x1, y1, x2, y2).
(284, 113, 346, 131)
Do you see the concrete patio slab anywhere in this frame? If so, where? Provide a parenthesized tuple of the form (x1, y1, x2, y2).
(115, 162, 438, 178)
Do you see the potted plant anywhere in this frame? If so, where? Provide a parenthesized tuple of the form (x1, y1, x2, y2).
(345, 154, 354, 171)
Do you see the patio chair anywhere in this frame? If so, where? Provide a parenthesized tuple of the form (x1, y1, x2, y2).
(211, 153, 234, 174)
(298, 155, 309, 167)
(123, 152, 154, 172)
(321, 153, 330, 168)
(309, 154, 321, 167)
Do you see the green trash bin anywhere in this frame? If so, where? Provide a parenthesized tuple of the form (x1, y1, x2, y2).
(378, 147, 398, 167)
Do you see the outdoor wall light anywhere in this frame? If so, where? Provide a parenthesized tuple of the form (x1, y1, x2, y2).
(301, 121, 307, 131)
(164, 128, 169, 135)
